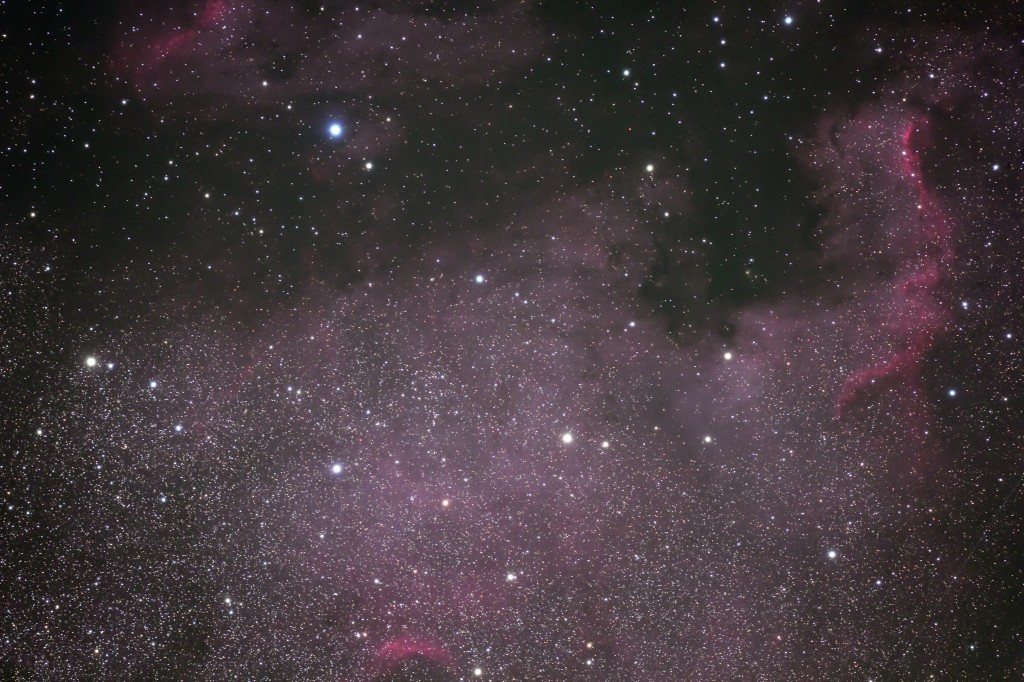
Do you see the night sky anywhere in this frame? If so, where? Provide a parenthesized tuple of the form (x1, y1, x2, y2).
(2, 1, 1024, 679)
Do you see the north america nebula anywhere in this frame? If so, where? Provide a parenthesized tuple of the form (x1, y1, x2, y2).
(2, 1, 1023, 680)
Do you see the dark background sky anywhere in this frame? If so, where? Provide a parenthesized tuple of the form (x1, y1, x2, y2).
(2, 1, 1023, 680)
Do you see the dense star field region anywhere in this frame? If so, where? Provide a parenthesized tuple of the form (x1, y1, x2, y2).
(2, 0, 1024, 679)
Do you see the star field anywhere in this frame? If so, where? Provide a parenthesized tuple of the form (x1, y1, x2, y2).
(2, 1, 1023, 680)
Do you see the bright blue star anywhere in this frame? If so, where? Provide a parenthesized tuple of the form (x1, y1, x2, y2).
(328, 122, 343, 138)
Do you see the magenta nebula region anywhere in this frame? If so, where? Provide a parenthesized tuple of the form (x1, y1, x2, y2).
(2, 1, 1024, 680)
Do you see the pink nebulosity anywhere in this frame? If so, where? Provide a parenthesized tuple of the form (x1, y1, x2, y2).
(114, 0, 232, 89)
(370, 636, 455, 676)
(836, 115, 955, 421)
(900, 118, 955, 255)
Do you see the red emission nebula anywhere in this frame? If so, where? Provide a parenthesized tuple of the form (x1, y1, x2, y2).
(3, 1, 1023, 680)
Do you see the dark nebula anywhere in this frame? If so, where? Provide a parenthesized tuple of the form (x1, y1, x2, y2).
(2, 1, 1023, 679)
